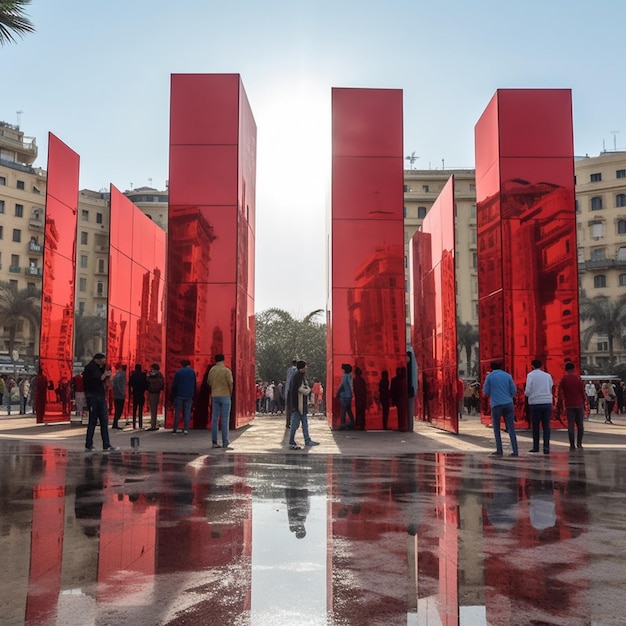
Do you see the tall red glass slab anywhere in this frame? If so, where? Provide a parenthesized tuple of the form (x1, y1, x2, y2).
(167, 74, 256, 429)
(412, 176, 458, 433)
(39, 134, 79, 422)
(329, 88, 407, 430)
(474, 90, 579, 427)
(108, 186, 166, 397)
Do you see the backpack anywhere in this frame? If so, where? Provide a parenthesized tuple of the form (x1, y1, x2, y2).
(147, 372, 164, 393)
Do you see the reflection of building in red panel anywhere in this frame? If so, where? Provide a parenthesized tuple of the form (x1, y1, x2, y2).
(475, 90, 579, 428)
(168, 74, 256, 428)
(329, 88, 406, 431)
(40, 134, 79, 422)
(411, 177, 458, 433)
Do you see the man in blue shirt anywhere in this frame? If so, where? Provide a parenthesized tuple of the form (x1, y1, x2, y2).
(171, 359, 196, 434)
(483, 361, 519, 457)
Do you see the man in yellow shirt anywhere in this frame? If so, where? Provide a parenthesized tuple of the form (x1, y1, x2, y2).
(207, 354, 234, 449)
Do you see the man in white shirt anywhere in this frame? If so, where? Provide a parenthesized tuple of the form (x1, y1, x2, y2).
(525, 360, 554, 455)
(585, 381, 597, 413)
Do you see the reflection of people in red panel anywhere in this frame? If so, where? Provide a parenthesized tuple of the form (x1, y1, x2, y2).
(34, 369, 48, 423)
(57, 376, 71, 415)
(378, 370, 390, 429)
(337, 363, 355, 430)
(72, 373, 86, 417)
(129, 364, 147, 429)
(111, 363, 127, 429)
(353, 367, 367, 430)
(390, 367, 407, 430)
(146, 363, 165, 430)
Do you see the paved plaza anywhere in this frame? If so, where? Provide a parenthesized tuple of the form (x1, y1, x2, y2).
(2, 412, 626, 624)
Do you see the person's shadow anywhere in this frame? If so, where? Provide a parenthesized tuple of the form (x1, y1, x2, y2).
(285, 457, 310, 539)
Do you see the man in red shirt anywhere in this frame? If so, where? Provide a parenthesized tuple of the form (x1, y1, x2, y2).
(558, 362, 587, 451)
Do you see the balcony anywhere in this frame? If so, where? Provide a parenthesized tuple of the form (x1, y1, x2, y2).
(8, 266, 21, 274)
(29, 218, 44, 230)
(26, 266, 42, 277)
(584, 258, 615, 271)
(28, 241, 43, 253)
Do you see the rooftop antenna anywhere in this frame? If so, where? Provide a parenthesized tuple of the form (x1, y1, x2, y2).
(405, 152, 419, 169)
(130, 182, 133, 189)
(610, 131, 619, 151)
(16, 110, 23, 127)
(148, 177, 153, 187)
(442, 158, 445, 170)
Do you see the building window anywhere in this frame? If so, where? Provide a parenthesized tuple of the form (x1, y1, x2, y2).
(0, 176, 6, 185)
(597, 340, 609, 352)
(80, 255, 88, 268)
(591, 196, 603, 211)
(0, 226, 3, 239)
(96, 281, 104, 296)
(96, 212, 103, 224)
(469, 183, 476, 191)
(591, 247, 606, 260)
(80, 231, 88, 245)
(16, 180, 25, 190)
(10, 254, 19, 268)
(418, 206, 427, 218)
(97, 259, 105, 273)
(617, 169, 626, 179)
(15, 203, 23, 217)
(0, 200, 4, 213)
(575, 200, 580, 213)
(81, 210, 89, 221)
(422, 185, 429, 192)
(79, 278, 87, 292)
(9, 279, 17, 288)
(12, 229, 21, 243)
(594, 275, 607, 288)
(618, 247, 626, 261)
(470, 204, 477, 218)
(616, 194, 626, 207)
(78, 301, 86, 315)
(590, 173, 602, 182)
(618, 219, 626, 234)
(619, 274, 626, 287)
(472, 252, 477, 269)
(590, 223, 604, 239)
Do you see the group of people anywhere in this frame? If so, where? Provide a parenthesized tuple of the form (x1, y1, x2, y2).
(0, 374, 32, 415)
(483, 359, 589, 457)
(83, 353, 234, 452)
(256, 378, 325, 416)
(584, 379, 624, 423)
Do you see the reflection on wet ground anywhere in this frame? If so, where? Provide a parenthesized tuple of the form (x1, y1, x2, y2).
(2, 441, 626, 625)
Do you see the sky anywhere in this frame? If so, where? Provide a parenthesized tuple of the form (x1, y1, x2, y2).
(3, 0, 626, 316)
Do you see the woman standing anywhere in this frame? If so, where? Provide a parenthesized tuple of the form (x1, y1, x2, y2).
(337, 364, 355, 430)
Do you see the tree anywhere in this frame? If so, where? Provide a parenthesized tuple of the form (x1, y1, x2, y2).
(256, 308, 326, 383)
(580, 295, 626, 370)
(0, 0, 35, 46)
(457, 320, 479, 377)
(0, 281, 40, 358)
(73, 313, 106, 364)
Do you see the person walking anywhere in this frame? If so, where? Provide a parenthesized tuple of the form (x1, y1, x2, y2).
(18, 376, 30, 415)
(288, 360, 319, 449)
(207, 354, 234, 449)
(483, 361, 519, 457)
(337, 363, 355, 430)
(171, 359, 196, 434)
(284, 360, 298, 428)
(601, 381, 617, 424)
(129, 364, 147, 429)
(584, 380, 597, 415)
(146, 363, 165, 430)
(525, 360, 554, 455)
(558, 362, 587, 451)
(83, 353, 118, 452)
(111, 363, 127, 429)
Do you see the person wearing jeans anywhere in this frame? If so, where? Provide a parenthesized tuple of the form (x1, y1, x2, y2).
(207, 354, 234, 449)
(483, 361, 519, 457)
(558, 362, 586, 451)
(525, 359, 554, 455)
(171, 359, 196, 434)
(288, 360, 319, 450)
(83, 353, 117, 452)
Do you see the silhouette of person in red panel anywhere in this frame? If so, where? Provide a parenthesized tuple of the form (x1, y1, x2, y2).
(129, 364, 147, 429)
(194, 363, 212, 430)
(337, 363, 355, 430)
(34, 369, 48, 423)
(390, 366, 408, 430)
(378, 370, 391, 429)
(353, 367, 367, 430)
(57, 376, 71, 415)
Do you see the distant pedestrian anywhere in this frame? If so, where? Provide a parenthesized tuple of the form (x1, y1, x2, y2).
(585, 381, 597, 413)
(207, 354, 234, 449)
(72, 372, 86, 417)
(171, 359, 196, 434)
(601, 381, 617, 424)
(558, 362, 586, 451)
(525, 360, 554, 455)
(146, 363, 165, 430)
(284, 360, 297, 428)
(337, 363, 355, 430)
(111, 363, 127, 429)
(18, 377, 30, 415)
(83, 353, 118, 452)
(483, 361, 519, 457)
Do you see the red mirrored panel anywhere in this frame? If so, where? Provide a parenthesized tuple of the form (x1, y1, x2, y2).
(411, 177, 458, 433)
(39, 135, 79, 422)
(475, 90, 579, 427)
(329, 88, 407, 430)
(168, 74, 256, 429)
(108, 186, 166, 422)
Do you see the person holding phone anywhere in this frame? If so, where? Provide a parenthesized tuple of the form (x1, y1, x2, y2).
(83, 353, 118, 452)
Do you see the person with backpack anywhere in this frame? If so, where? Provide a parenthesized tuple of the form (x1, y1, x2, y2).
(146, 363, 165, 431)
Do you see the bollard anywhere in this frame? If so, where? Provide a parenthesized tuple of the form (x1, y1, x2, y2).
(131, 436, 140, 450)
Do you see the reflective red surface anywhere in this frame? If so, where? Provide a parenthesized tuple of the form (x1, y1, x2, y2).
(412, 177, 459, 433)
(474, 90, 579, 427)
(39, 134, 79, 422)
(167, 74, 256, 429)
(108, 186, 166, 416)
(329, 88, 407, 430)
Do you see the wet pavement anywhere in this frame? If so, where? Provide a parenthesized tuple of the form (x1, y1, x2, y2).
(2, 412, 626, 625)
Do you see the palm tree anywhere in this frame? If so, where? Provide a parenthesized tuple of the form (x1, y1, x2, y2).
(580, 295, 626, 369)
(73, 313, 106, 363)
(457, 320, 479, 377)
(0, 281, 41, 359)
(0, 0, 35, 46)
